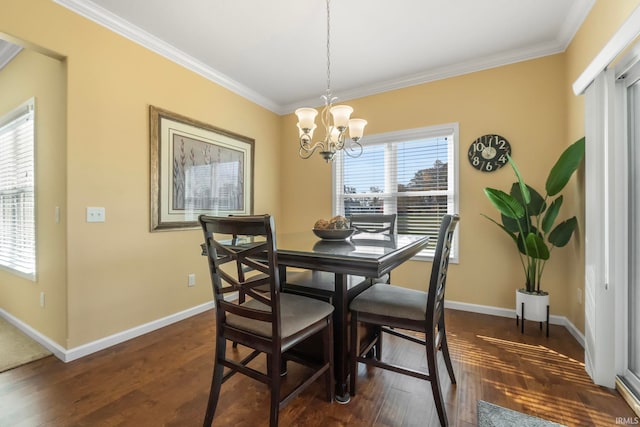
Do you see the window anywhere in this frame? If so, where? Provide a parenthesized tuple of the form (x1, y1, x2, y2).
(0, 98, 35, 279)
(333, 123, 459, 260)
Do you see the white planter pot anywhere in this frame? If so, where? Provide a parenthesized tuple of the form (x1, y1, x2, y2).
(515, 289, 549, 322)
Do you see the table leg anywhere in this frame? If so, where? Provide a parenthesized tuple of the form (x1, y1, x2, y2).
(278, 265, 287, 289)
(333, 273, 350, 404)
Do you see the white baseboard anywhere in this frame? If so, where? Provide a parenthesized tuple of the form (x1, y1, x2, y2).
(2, 297, 584, 365)
(0, 308, 68, 361)
(63, 301, 214, 362)
(444, 299, 585, 348)
(1, 301, 214, 363)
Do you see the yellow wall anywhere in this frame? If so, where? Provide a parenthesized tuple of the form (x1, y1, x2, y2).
(0, 0, 281, 348)
(0, 47, 68, 344)
(281, 0, 640, 334)
(562, 0, 640, 331)
(281, 55, 572, 314)
(2, 0, 640, 350)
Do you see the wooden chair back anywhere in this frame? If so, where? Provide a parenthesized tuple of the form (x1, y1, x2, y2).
(426, 214, 459, 347)
(200, 214, 282, 339)
(349, 213, 397, 234)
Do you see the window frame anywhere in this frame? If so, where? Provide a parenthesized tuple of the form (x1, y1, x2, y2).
(0, 97, 36, 280)
(332, 123, 459, 262)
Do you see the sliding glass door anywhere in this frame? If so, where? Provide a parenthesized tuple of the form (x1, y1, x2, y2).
(626, 75, 640, 397)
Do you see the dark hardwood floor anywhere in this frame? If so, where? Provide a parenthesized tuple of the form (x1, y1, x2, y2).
(0, 309, 634, 426)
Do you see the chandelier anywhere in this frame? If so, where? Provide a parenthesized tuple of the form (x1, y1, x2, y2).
(296, 0, 367, 162)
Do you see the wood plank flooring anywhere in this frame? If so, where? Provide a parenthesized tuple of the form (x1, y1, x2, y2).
(0, 309, 634, 426)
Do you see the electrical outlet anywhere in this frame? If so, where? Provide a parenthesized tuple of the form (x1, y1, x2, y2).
(86, 207, 106, 223)
(577, 287, 583, 304)
(188, 273, 196, 287)
(40, 292, 45, 308)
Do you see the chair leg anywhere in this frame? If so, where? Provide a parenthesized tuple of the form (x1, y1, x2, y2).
(203, 335, 226, 427)
(440, 333, 456, 384)
(323, 318, 335, 402)
(374, 325, 383, 360)
(269, 351, 281, 427)
(426, 339, 448, 427)
(349, 311, 359, 396)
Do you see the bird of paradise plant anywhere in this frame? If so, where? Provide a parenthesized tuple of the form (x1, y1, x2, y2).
(482, 137, 585, 294)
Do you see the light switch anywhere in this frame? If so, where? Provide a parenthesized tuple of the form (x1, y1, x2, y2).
(86, 207, 106, 223)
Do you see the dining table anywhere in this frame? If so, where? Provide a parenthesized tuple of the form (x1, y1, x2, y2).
(275, 230, 431, 403)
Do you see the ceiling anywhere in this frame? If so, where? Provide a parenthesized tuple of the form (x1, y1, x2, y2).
(50, 0, 594, 114)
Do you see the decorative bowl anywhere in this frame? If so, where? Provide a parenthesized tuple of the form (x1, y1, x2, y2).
(312, 228, 355, 240)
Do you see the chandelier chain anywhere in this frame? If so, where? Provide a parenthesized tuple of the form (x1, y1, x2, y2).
(294, 0, 367, 162)
(326, 0, 331, 97)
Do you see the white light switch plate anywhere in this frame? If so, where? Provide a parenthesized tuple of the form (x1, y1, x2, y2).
(87, 207, 106, 222)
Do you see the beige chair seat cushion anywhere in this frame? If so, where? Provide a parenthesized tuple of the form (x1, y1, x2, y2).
(227, 292, 334, 339)
(350, 283, 427, 321)
(372, 273, 390, 284)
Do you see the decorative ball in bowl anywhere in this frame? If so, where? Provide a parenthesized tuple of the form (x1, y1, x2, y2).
(313, 216, 354, 240)
(312, 228, 355, 240)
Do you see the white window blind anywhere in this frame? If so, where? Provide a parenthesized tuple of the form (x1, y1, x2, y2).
(0, 98, 35, 279)
(334, 124, 459, 260)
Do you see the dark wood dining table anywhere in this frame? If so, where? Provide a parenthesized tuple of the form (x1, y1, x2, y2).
(276, 231, 431, 403)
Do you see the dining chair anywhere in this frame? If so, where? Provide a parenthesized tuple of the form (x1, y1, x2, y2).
(348, 213, 396, 234)
(349, 214, 459, 427)
(199, 214, 335, 427)
(349, 213, 396, 284)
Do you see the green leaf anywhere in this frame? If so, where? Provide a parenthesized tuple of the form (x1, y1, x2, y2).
(501, 213, 528, 234)
(511, 183, 546, 216)
(542, 196, 563, 234)
(516, 233, 527, 255)
(546, 137, 585, 196)
(481, 214, 518, 244)
(484, 188, 525, 219)
(548, 216, 578, 247)
(525, 233, 550, 260)
(507, 154, 530, 204)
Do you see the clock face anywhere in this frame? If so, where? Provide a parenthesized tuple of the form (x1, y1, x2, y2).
(468, 134, 511, 172)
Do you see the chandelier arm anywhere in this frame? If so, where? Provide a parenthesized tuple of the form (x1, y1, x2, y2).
(299, 146, 316, 159)
(300, 145, 320, 159)
(300, 137, 327, 157)
(343, 141, 364, 158)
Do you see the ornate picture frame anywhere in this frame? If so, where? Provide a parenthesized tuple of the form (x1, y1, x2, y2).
(149, 105, 254, 231)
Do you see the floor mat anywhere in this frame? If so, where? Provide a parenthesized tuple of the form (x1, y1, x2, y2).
(0, 316, 51, 373)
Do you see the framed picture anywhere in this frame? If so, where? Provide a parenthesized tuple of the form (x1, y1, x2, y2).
(150, 105, 254, 231)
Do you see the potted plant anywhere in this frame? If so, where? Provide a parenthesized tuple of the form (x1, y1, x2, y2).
(482, 137, 585, 322)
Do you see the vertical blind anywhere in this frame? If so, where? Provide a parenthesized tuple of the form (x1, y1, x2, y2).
(0, 99, 35, 279)
(334, 130, 456, 258)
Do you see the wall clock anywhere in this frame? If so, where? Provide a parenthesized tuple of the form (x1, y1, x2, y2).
(468, 134, 511, 172)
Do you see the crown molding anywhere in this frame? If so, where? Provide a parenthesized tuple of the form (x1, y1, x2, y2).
(574, 4, 640, 95)
(557, 0, 596, 51)
(54, 0, 593, 116)
(284, 40, 567, 113)
(0, 40, 23, 71)
(53, 0, 280, 113)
